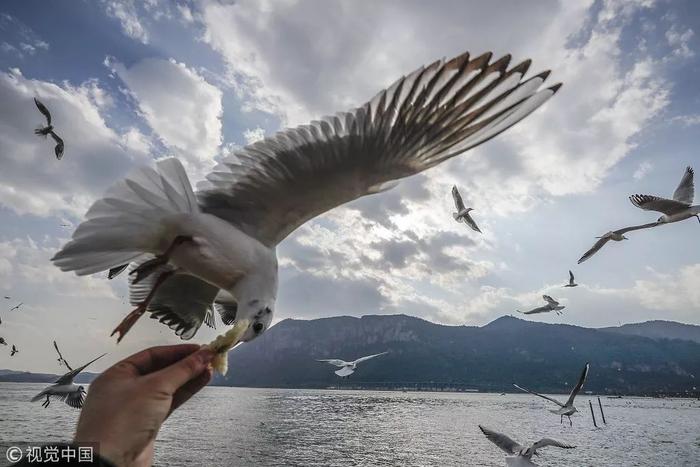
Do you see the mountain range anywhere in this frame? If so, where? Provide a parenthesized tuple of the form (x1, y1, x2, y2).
(3, 315, 699, 395)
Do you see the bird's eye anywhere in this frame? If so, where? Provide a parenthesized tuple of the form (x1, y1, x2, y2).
(253, 322, 264, 333)
(265, 307, 272, 314)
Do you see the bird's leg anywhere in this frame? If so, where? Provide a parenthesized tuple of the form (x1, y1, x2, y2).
(560, 415, 563, 424)
(130, 236, 192, 284)
(42, 395, 50, 408)
(111, 270, 175, 343)
(568, 415, 572, 426)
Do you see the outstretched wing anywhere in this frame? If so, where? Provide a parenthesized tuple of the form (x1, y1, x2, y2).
(34, 97, 51, 125)
(50, 131, 64, 160)
(517, 306, 550, 315)
(568, 270, 575, 284)
(53, 340, 73, 371)
(63, 390, 86, 409)
(513, 383, 564, 407)
(577, 236, 611, 264)
(452, 185, 466, 211)
(479, 425, 522, 455)
(672, 166, 694, 204)
(564, 362, 589, 407)
(353, 351, 389, 365)
(542, 295, 558, 306)
(531, 438, 575, 453)
(54, 353, 106, 386)
(199, 51, 560, 247)
(629, 194, 689, 214)
(462, 212, 482, 233)
(317, 359, 347, 367)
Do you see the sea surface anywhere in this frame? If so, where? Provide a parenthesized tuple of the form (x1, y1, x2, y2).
(1, 383, 699, 466)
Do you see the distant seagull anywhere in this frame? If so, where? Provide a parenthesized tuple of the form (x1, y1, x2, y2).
(33, 98, 64, 160)
(479, 425, 575, 466)
(517, 295, 565, 315)
(51, 51, 560, 347)
(3, 296, 10, 299)
(452, 185, 481, 233)
(514, 362, 590, 425)
(0, 337, 6, 346)
(317, 351, 388, 377)
(31, 353, 105, 409)
(577, 222, 659, 264)
(563, 270, 578, 288)
(630, 166, 699, 224)
(9, 302, 22, 312)
(10, 344, 18, 356)
(53, 340, 71, 369)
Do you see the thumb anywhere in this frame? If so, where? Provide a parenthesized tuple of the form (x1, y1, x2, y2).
(147, 347, 215, 393)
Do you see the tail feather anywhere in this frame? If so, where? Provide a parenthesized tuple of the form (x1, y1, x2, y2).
(52, 158, 198, 275)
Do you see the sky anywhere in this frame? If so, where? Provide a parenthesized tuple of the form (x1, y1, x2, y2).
(1, 0, 699, 372)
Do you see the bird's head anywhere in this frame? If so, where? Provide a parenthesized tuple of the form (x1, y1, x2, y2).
(656, 216, 667, 224)
(239, 299, 275, 342)
(77, 385, 86, 393)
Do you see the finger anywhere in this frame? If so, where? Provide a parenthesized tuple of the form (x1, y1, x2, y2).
(169, 367, 213, 415)
(146, 347, 214, 393)
(105, 344, 201, 378)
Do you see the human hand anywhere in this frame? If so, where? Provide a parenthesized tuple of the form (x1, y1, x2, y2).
(74, 344, 215, 467)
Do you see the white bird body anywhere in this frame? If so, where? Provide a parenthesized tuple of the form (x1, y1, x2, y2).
(513, 362, 589, 425)
(318, 351, 388, 377)
(480, 425, 575, 466)
(52, 50, 560, 343)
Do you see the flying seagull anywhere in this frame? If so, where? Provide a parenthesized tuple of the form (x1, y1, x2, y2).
(51, 50, 561, 344)
(31, 353, 105, 409)
(452, 185, 481, 233)
(9, 302, 22, 312)
(514, 362, 590, 425)
(3, 296, 10, 299)
(479, 425, 575, 466)
(10, 344, 18, 356)
(0, 337, 7, 346)
(33, 98, 65, 160)
(630, 166, 699, 224)
(317, 351, 388, 377)
(578, 166, 697, 264)
(53, 340, 72, 369)
(563, 270, 578, 288)
(517, 295, 565, 315)
(577, 222, 660, 264)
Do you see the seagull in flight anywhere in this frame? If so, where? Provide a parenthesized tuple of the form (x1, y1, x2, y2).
(0, 337, 7, 346)
(10, 344, 18, 356)
(452, 185, 481, 233)
(9, 302, 22, 312)
(514, 362, 590, 425)
(517, 295, 565, 315)
(630, 166, 699, 224)
(51, 50, 561, 345)
(317, 351, 388, 377)
(563, 270, 578, 288)
(33, 98, 65, 160)
(31, 352, 105, 409)
(479, 425, 575, 466)
(53, 340, 72, 369)
(579, 166, 697, 264)
(3, 296, 10, 299)
(577, 222, 659, 264)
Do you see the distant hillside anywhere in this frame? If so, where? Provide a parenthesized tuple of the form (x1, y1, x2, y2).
(0, 369, 97, 384)
(212, 314, 700, 395)
(601, 320, 700, 344)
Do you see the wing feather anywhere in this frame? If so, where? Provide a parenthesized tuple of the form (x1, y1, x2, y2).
(672, 166, 694, 204)
(199, 51, 559, 246)
(513, 383, 564, 407)
(564, 362, 589, 407)
(452, 185, 466, 211)
(479, 425, 522, 455)
(34, 97, 51, 125)
(629, 194, 689, 215)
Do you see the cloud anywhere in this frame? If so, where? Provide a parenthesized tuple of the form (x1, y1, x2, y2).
(102, 0, 150, 44)
(242, 126, 265, 144)
(665, 24, 695, 58)
(633, 161, 653, 180)
(107, 57, 223, 173)
(0, 69, 151, 218)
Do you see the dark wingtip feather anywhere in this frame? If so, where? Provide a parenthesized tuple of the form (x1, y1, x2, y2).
(548, 82, 563, 93)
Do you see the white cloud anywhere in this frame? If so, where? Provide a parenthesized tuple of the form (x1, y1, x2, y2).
(633, 161, 653, 180)
(242, 126, 265, 144)
(102, 0, 149, 44)
(665, 25, 695, 58)
(108, 57, 223, 173)
(0, 69, 151, 217)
